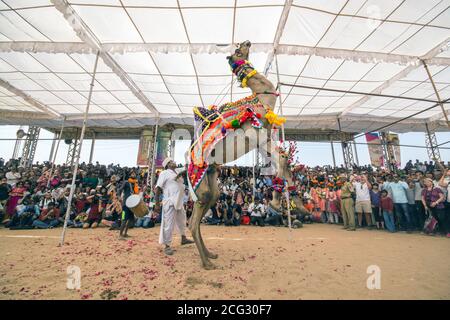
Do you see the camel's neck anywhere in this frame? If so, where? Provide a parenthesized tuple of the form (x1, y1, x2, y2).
(245, 73, 277, 110)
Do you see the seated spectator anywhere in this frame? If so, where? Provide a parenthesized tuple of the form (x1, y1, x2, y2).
(265, 204, 284, 226)
(204, 204, 222, 225)
(101, 193, 122, 229)
(8, 195, 40, 229)
(32, 202, 60, 229)
(39, 191, 53, 210)
(249, 199, 265, 227)
(223, 198, 239, 226)
(83, 193, 104, 229)
(6, 181, 26, 220)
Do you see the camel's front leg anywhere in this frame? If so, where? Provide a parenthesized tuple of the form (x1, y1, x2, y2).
(190, 201, 216, 269)
(199, 229, 218, 259)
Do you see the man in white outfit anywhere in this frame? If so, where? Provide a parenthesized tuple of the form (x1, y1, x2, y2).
(155, 157, 193, 256)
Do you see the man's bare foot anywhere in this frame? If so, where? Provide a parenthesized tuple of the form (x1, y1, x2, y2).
(118, 236, 126, 240)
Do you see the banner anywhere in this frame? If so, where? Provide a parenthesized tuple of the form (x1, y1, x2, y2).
(387, 133, 401, 168)
(155, 131, 172, 167)
(365, 132, 384, 167)
(136, 129, 153, 166)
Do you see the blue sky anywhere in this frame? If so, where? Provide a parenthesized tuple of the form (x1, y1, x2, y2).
(0, 125, 448, 167)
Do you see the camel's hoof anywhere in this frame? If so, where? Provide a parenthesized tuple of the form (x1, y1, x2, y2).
(202, 261, 217, 270)
(207, 252, 218, 259)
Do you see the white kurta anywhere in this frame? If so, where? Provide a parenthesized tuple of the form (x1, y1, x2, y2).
(156, 169, 187, 245)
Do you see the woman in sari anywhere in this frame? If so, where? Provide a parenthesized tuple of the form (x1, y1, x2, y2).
(6, 181, 26, 218)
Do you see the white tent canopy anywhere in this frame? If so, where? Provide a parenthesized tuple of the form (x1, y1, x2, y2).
(0, 0, 449, 132)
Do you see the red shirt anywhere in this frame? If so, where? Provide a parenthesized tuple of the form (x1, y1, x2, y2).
(380, 196, 393, 213)
(87, 203, 102, 220)
(39, 208, 60, 221)
(75, 199, 87, 213)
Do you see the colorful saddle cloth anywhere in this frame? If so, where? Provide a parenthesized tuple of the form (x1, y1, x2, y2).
(188, 94, 264, 195)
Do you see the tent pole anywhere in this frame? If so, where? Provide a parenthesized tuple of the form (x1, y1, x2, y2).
(422, 60, 450, 128)
(149, 119, 160, 190)
(60, 52, 100, 246)
(47, 116, 66, 188)
(89, 131, 96, 164)
(275, 52, 292, 234)
(252, 149, 256, 200)
(330, 137, 336, 168)
(48, 133, 57, 162)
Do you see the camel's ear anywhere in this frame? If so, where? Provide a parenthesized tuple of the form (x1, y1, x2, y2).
(226, 56, 231, 60)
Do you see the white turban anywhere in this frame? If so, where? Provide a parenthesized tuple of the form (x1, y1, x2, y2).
(162, 157, 173, 168)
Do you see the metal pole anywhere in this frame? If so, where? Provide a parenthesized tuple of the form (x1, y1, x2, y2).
(252, 149, 256, 200)
(47, 117, 66, 188)
(425, 123, 438, 161)
(353, 139, 360, 166)
(60, 52, 100, 246)
(145, 138, 153, 187)
(278, 82, 439, 104)
(330, 138, 336, 168)
(89, 131, 96, 164)
(337, 118, 348, 171)
(48, 133, 57, 162)
(149, 119, 160, 190)
(422, 60, 450, 128)
(275, 53, 292, 234)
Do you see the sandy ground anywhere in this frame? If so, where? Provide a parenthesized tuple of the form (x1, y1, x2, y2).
(0, 224, 449, 300)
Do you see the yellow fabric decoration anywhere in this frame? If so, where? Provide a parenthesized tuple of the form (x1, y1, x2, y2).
(265, 109, 286, 126)
(241, 69, 258, 88)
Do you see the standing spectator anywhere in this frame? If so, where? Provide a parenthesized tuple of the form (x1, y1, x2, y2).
(385, 175, 412, 232)
(422, 178, 448, 237)
(353, 175, 373, 228)
(370, 183, 383, 230)
(326, 187, 339, 224)
(406, 181, 418, 231)
(414, 171, 425, 230)
(339, 174, 355, 231)
(380, 190, 395, 233)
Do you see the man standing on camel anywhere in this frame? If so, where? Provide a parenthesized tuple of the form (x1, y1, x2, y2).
(155, 157, 194, 256)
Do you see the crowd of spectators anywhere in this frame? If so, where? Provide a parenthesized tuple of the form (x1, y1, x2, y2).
(0, 156, 449, 238)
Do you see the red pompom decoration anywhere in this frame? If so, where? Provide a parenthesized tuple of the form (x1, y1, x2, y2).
(255, 113, 262, 119)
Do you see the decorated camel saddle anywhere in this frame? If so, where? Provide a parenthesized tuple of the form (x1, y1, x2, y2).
(187, 59, 285, 197)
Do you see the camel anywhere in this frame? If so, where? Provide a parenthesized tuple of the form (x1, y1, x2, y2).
(187, 40, 308, 269)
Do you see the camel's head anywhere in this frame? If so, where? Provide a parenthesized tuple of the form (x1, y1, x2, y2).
(226, 40, 251, 64)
